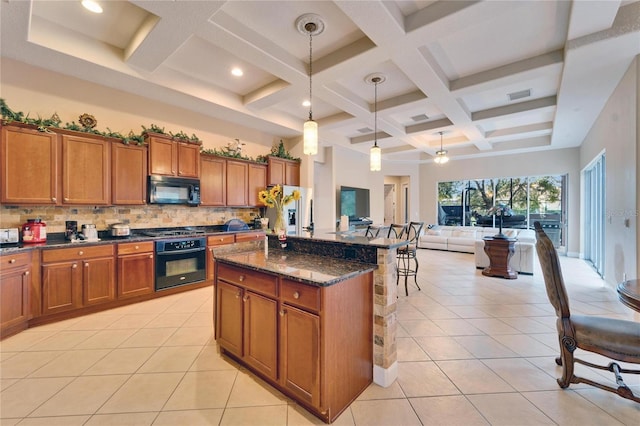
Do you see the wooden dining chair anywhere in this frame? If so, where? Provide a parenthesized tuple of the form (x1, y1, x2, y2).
(534, 222, 640, 403)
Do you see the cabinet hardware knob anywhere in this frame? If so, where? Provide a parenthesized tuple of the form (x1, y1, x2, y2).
(242, 295, 249, 302)
(172, 170, 176, 174)
(235, 292, 241, 298)
(149, 255, 153, 259)
(24, 271, 30, 276)
(135, 245, 139, 250)
(239, 275, 245, 282)
(51, 197, 57, 202)
(293, 291, 300, 299)
(279, 309, 285, 316)
(64, 197, 69, 201)
(9, 259, 16, 264)
(85, 263, 89, 267)
(78, 251, 83, 255)
(72, 263, 78, 269)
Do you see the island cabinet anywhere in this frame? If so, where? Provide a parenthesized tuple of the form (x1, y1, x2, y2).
(146, 134, 200, 178)
(1, 123, 60, 205)
(267, 156, 300, 187)
(60, 133, 111, 205)
(215, 260, 373, 423)
(200, 155, 226, 206)
(41, 245, 115, 316)
(117, 242, 154, 299)
(112, 143, 147, 205)
(0, 251, 32, 338)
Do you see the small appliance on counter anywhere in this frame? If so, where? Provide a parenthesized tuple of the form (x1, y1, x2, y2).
(222, 219, 249, 232)
(109, 223, 131, 237)
(81, 224, 98, 241)
(65, 220, 78, 241)
(0, 228, 20, 246)
(22, 219, 47, 244)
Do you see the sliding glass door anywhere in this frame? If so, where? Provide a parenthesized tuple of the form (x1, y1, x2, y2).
(584, 154, 605, 276)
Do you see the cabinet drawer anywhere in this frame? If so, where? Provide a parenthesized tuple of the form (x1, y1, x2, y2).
(118, 241, 154, 255)
(217, 263, 277, 297)
(235, 231, 265, 242)
(281, 279, 320, 313)
(42, 245, 114, 263)
(0, 251, 32, 272)
(208, 234, 235, 246)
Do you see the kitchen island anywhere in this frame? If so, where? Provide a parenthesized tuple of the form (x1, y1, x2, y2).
(213, 231, 407, 422)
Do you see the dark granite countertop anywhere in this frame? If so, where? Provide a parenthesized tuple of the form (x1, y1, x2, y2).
(284, 228, 409, 249)
(214, 247, 377, 287)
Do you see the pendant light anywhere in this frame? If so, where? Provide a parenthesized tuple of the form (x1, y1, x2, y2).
(366, 73, 386, 172)
(297, 14, 325, 156)
(434, 131, 449, 164)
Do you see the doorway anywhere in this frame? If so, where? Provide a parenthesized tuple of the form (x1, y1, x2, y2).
(384, 184, 395, 225)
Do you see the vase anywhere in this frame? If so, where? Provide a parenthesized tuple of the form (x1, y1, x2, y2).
(273, 208, 285, 234)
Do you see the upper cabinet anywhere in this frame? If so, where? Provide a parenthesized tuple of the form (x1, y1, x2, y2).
(200, 155, 226, 206)
(146, 133, 200, 178)
(200, 155, 266, 207)
(267, 156, 300, 187)
(248, 163, 267, 207)
(1, 123, 60, 205)
(226, 160, 248, 207)
(112, 143, 147, 205)
(61, 132, 111, 205)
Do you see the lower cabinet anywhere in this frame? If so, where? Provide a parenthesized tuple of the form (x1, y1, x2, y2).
(1, 252, 32, 338)
(215, 261, 373, 423)
(117, 242, 154, 299)
(206, 234, 235, 282)
(41, 245, 115, 315)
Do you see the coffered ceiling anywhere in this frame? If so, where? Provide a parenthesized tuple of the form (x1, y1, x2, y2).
(1, 1, 639, 164)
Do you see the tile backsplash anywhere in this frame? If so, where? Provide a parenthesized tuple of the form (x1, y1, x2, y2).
(0, 205, 261, 233)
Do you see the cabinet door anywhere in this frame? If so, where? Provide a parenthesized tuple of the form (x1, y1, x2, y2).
(248, 163, 267, 206)
(200, 156, 226, 206)
(42, 261, 83, 315)
(1, 125, 59, 204)
(117, 252, 154, 299)
(285, 161, 300, 186)
(177, 143, 200, 178)
(148, 136, 177, 176)
(216, 281, 244, 357)
(83, 257, 115, 306)
(267, 157, 285, 186)
(61, 134, 110, 205)
(0, 267, 30, 336)
(280, 304, 320, 406)
(244, 290, 278, 380)
(226, 160, 248, 206)
(112, 143, 147, 205)
(207, 235, 235, 281)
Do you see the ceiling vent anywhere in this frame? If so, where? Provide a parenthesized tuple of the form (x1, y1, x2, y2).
(358, 127, 373, 133)
(411, 114, 429, 122)
(508, 89, 531, 101)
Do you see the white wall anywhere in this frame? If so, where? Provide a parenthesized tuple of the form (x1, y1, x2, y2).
(579, 57, 639, 285)
(418, 149, 582, 254)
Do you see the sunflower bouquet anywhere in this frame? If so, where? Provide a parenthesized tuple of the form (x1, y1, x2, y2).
(258, 185, 301, 232)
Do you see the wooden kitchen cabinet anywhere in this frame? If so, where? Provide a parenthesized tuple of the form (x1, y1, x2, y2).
(112, 143, 147, 205)
(200, 155, 226, 206)
(0, 251, 32, 338)
(146, 134, 200, 178)
(267, 156, 300, 187)
(226, 160, 248, 206)
(61, 133, 111, 205)
(216, 263, 278, 380)
(117, 241, 154, 299)
(206, 234, 235, 282)
(1, 123, 60, 205)
(41, 245, 115, 315)
(235, 231, 265, 243)
(248, 163, 267, 206)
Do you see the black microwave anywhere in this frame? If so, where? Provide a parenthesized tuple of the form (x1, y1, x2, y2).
(148, 176, 200, 206)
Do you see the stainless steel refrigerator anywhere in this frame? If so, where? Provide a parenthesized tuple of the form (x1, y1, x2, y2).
(265, 185, 313, 235)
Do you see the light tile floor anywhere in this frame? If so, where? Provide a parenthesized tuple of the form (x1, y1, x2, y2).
(1, 249, 639, 425)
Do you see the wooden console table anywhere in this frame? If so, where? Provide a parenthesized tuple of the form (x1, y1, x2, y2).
(482, 236, 518, 279)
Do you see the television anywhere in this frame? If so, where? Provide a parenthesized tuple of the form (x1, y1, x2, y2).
(340, 186, 370, 221)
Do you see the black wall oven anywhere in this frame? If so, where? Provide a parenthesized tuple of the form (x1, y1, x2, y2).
(155, 237, 206, 290)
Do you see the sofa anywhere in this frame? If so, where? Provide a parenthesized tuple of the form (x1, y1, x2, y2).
(418, 225, 537, 274)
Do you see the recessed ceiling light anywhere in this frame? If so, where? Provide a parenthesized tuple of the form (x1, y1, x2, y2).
(302, 100, 310, 107)
(231, 68, 243, 77)
(81, 0, 103, 14)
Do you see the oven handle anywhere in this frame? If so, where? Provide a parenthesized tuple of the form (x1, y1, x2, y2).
(156, 247, 206, 256)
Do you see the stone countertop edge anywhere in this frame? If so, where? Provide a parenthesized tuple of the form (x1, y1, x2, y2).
(213, 246, 377, 287)
(0, 228, 262, 254)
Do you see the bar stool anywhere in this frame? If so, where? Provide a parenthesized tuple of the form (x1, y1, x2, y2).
(395, 221, 424, 296)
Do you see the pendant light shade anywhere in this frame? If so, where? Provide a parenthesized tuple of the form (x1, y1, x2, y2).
(297, 14, 324, 156)
(366, 73, 386, 172)
(434, 131, 449, 164)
